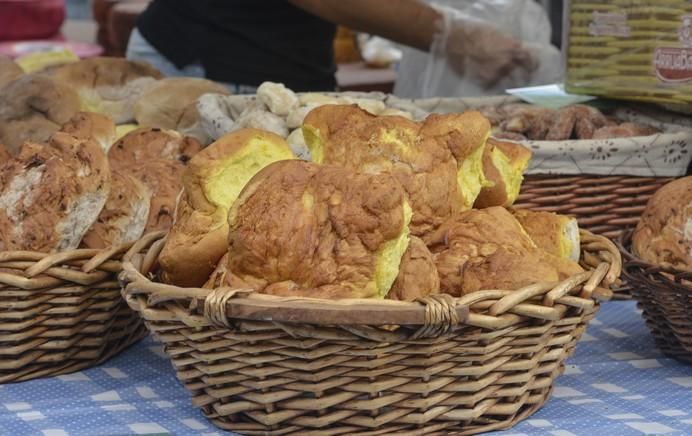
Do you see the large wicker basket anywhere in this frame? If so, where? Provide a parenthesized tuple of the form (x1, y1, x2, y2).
(618, 230, 692, 364)
(0, 233, 161, 383)
(120, 230, 621, 435)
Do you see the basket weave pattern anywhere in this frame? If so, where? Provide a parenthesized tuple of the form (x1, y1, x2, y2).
(0, 234, 162, 383)
(619, 231, 692, 364)
(516, 175, 673, 239)
(121, 230, 620, 435)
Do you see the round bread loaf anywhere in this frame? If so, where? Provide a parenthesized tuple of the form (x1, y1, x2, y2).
(632, 176, 692, 271)
(0, 74, 81, 155)
(134, 77, 230, 143)
(0, 132, 111, 252)
(43, 57, 163, 123)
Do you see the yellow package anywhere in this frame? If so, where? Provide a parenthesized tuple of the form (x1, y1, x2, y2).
(565, 0, 692, 110)
(15, 49, 79, 73)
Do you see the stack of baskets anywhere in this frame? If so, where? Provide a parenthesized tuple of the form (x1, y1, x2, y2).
(121, 229, 621, 434)
(618, 230, 692, 364)
(0, 233, 161, 383)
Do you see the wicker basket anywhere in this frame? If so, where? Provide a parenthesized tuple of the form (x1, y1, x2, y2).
(618, 230, 692, 364)
(120, 230, 620, 435)
(0, 233, 162, 383)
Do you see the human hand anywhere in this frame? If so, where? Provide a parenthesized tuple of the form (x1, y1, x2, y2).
(445, 18, 536, 88)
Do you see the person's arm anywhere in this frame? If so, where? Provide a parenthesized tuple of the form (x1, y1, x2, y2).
(289, 0, 536, 87)
(288, 0, 439, 51)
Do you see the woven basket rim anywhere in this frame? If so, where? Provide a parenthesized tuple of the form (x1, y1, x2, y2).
(0, 232, 167, 289)
(617, 229, 692, 279)
(121, 229, 621, 329)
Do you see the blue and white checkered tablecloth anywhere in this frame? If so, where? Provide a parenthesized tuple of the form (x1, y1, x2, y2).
(1, 301, 691, 436)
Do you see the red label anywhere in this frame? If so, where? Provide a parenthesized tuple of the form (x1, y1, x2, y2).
(653, 47, 692, 83)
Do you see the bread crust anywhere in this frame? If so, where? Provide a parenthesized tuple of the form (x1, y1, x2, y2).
(632, 176, 692, 271)
(0, 75, 81, 155)
(0, 132, 111, 252)
(82, 170, 150, 249)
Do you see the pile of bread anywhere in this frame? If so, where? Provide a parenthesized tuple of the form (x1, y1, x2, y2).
(0, 56, 231, 155)
(632, 176, 691, 273)
(0, 110, 203, 252)
(479, 103, 660, 141)
(156, 103, 585, 300)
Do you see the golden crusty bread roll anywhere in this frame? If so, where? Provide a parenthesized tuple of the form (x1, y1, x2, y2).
(42, 57, 163, 123)
(208, 160, 412, 299)
(123, 159, 184, 233)
(303, 105, 490, 237)
(134, 77, 230, 143)
(428, 207, 583, 296)
(0, 132, 111, 252)
(474, 138, 532, 208)
(108, 127, 202, 170)
(512, 209, 581, 262)
(387, 236, 440, 301)
(0, 74, 81, 155)
(82, 170, 151, 249)
(418, 111, 492, 209)
(0, 56, 23, 89)
(60, 112, 117, 151)
(158, 129, 295, 287)
(632, 176, 692, 271)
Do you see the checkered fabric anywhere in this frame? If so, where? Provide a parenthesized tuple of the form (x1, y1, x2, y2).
(1, 301, 691, 436)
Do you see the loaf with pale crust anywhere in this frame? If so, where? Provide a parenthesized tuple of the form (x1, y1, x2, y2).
(42, 57, 163, 123)
(0, 132, 111, 252)
(133, 77, 230, 143)
(0, 74, 81, 155)
(0, 56, 23, 89)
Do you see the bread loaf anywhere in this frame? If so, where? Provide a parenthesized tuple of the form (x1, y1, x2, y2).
(632, 176, 691, 271)
(512, 209, 581, 262)
(123, 159, 184, 233)
(82, 170, 150, 249)
(303, 105, 469, 237)
(0, 74, 81, 155)
(428, 207, 583, 296)
(108, 127, 202, 170)
(474, 138, 532, 208)
(217, 160, 412, 299)
(387, 236, 440, 301)
(158, 128, 295, 287)
(0, 132, 110, 252)
(133, 77, 230, 143)
(0, 56, 23, 89)
(60, 112, 116, 151)
(43, 57, 163, 123)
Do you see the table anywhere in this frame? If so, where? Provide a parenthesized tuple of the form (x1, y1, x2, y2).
(1, 301, 690, 436)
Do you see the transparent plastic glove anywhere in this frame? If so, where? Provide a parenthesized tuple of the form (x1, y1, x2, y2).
(434, 9, 537, 89)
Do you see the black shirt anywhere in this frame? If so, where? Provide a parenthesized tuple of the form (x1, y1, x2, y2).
(137, 0, 337, 91)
